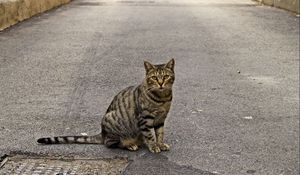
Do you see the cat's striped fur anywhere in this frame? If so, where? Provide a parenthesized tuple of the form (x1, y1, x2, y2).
(37, 59, 175, 153)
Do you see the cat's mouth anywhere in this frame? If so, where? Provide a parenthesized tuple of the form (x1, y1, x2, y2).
(152, 87, 171, 96)
(147, 86, 171, 95)
(154, 87, 166, 91)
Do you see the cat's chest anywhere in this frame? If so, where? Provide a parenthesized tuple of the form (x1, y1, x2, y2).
(139, 95, 171, 123)
(150, 102, 171, 124)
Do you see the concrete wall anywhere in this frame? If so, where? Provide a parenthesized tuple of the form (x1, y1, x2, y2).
(0, 0, 71, 31)
(257, 0, 300, 14)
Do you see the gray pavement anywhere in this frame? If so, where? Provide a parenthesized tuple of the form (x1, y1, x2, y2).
(0, 0, 299, 174)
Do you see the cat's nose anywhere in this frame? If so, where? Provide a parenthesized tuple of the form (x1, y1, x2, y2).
(158, 79, 164, 86)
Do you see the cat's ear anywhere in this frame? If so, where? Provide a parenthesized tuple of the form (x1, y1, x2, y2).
(144, 61, 154, 73)
(165, 58, 175, 71)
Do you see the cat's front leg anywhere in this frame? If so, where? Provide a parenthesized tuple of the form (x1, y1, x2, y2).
(155, 123, 170, 151)
(138, 115, 161, 153)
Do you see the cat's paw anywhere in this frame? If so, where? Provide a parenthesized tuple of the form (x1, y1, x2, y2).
(158, 143, 170, 151)
(148, 144, 161, 153)
(126, 145, 139, 151)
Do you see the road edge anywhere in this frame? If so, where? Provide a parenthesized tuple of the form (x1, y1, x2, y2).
(0, 0, 72, 31)
(254, 0, 300, 14)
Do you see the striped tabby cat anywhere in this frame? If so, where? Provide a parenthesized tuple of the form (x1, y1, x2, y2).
(37, 59, 175, 153)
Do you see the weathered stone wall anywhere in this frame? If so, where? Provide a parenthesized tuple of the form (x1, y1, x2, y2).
(256, 0, 300, 14)
(0, 0, 71, 31)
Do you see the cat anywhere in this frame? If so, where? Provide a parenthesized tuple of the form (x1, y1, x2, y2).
(37, 59, 175, 153)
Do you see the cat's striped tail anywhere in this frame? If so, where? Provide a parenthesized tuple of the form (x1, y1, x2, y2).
(37, 135, 103, 144)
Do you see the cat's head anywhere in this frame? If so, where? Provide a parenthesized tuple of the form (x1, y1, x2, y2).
(143, 59, 175, 92)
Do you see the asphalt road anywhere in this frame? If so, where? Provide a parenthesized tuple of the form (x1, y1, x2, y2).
(0, 0, 299, 174)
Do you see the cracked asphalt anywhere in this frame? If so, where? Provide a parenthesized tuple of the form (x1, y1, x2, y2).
(0, 0, 299, 174)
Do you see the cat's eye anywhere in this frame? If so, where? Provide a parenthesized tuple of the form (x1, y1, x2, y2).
(163, 75, 170, 79)
(151, 76, 158, 80)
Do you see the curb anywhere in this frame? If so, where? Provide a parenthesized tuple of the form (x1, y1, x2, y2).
(0, 0, 72, 31)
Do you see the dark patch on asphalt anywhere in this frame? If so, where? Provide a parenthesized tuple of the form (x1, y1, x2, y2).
(246, 169, 256, 174)
(211, 87, 221, 91)
(123, 153, 215, 175)
(116, 0, 155, 3)
(72, 2, 107, 6)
